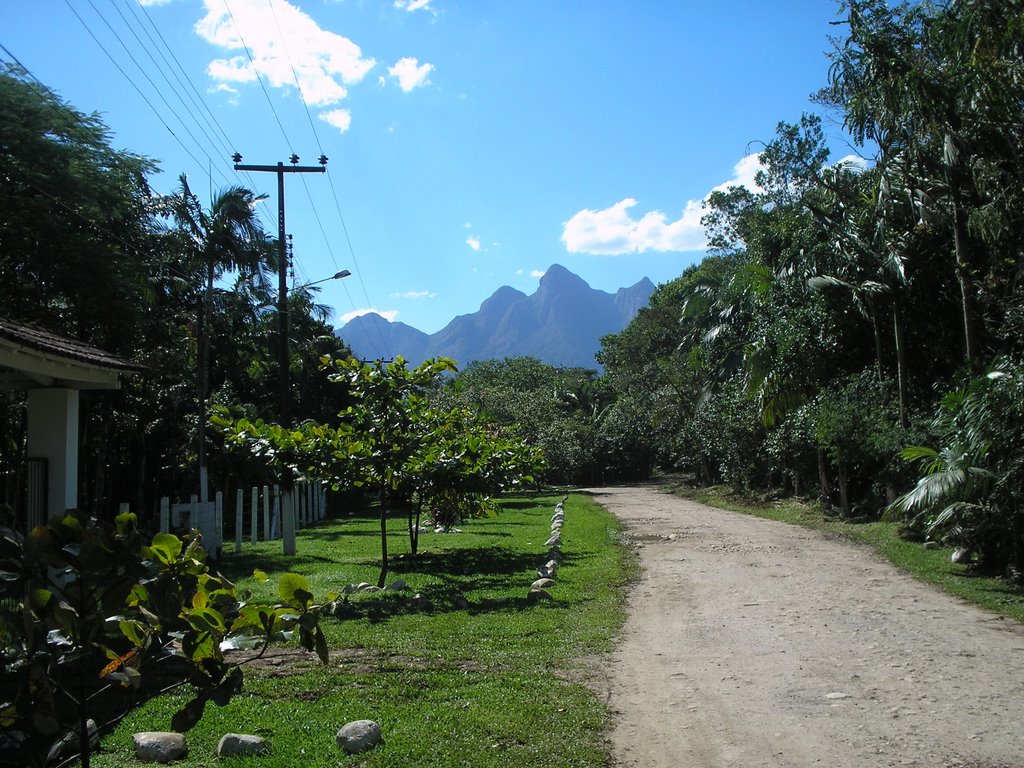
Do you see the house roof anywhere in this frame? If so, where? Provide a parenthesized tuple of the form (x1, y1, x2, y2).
(0, 318, 142, 390)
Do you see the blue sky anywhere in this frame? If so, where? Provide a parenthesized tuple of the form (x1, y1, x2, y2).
(1, 1, 856, 337)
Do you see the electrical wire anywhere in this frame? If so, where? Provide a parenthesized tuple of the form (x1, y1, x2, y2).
(222, 0, 293, 149)
(116, 0, 233, 161)
(62, 0, 233, 193)
(129, 0, 277, 229)
(104, 0, 226, 167)
(263, 0, 389, 359)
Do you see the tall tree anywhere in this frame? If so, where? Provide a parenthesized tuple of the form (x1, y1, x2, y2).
(172, 179, 272, 502)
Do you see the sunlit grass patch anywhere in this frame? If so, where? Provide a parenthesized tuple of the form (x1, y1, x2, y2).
(89, 492, 633, 767)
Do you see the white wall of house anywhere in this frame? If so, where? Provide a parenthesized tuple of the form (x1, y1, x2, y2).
(26, 387, 80, 518)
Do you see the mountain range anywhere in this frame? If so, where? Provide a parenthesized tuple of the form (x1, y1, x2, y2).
(335, 264, 655, 370)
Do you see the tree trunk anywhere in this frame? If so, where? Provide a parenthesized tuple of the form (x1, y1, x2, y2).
(197, 265, 213, 503)
(134, 443, 146, 522)
(837, 460, 850, 517)
(408, 499, 420, 556)
(817, 449, 831, 512)
(377, 490, 389, 588)
(868, 298, 886, 383)
(948, 159, 976, 367)
(892, 301, 909, 429)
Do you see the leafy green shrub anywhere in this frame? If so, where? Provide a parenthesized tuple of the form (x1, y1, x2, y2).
(888, 358, 1024, 575)
(0, 511, 328, 767)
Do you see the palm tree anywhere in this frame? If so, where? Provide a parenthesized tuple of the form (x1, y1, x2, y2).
(174, 176, 271, 502)
(806, 162, 912, 427)
(828, 0, 1024, 369)
(887, 360, 1024, 573)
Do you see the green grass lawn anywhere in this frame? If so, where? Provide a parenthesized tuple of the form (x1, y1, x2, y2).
(91, 492, 636, 767)
(667, 481, 1024, 624)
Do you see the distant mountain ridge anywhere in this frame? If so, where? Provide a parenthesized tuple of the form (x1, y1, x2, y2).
(336, 264, 655, 370)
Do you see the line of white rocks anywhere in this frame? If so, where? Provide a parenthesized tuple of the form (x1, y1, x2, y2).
(130, 719, 383, 762)
(527, 496, 567, 602)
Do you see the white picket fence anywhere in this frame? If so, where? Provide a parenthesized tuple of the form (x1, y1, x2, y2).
(126, 481, 327, 557)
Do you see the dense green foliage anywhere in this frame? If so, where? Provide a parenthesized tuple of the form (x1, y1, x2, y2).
(217, 356, 544, 586)
(595, 0, 1024, 577)
(437, 357, 632, 485)
(0, 63, 352, 521)
(2, 0, 1022, 677)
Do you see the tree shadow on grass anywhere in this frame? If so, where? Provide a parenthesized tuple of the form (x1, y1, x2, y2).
(325, 547, 583, 623)
(216, 551, 338, 581)
(500, 500, 554, 511)
(333, 582, 573, 624)
(389, 545, 540, 579)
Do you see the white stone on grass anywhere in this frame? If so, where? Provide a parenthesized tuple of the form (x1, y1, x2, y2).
(385, 578, 408, 591)
(951, 547, 973, 564)
(217, 733, 269, 757)
(336, 720, 382, 754)
(532, 577, 555, 589)
(133, 732, 187, 763)
(527, 587, 553, 602)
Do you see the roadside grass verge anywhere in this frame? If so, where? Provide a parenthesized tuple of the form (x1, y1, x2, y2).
(665, 481, 1024, 624)
(91, 492, 634, 767)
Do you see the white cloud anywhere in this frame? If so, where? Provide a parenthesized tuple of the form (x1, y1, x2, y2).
(712, 154, 765, 194)
(208, 82, 240, 104)
(561, 154, 764, 255)
(318, 108, 352, 133)
(530, 270, 545, 278)
(516, 268, 524, 275)
(390, 290, 436, 299)
(196, 0, 375, 107)
(466, 236, 480, 251)
(140, 0, 174, 6)
(388, 57, 433, 92)
(834, 154, 870, 172)
(340, 307, 399, 323)
(394, 0, 434, 12)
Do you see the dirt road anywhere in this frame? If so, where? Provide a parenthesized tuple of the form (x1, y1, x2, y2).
(584, 485, 1024, 768)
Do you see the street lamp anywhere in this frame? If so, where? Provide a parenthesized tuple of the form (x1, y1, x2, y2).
(294, 270, 351, 291)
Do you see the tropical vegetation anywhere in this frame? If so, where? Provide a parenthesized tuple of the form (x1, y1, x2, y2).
(2, 0, 1024, 762)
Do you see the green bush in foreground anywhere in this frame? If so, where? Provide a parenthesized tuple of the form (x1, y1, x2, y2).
(0, 511, 329, 768)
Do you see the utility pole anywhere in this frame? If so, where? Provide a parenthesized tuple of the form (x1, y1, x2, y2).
(232, 152, 326, 425)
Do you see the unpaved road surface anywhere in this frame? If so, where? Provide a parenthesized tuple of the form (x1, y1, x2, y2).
(584, 485, 1024, 768)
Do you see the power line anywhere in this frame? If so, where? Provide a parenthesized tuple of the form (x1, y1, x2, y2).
(129, 0, 277, 228)
(104, 0, 234, 173)
(82, 0, 230, 186)
(62, 0, 232, 191)
(115, 0, 233, 161)
(69, 0, 278, 232)
(223, 0, 293, 148)
(134, 0, 236, 155)
(261, 0, 387, 359)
